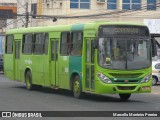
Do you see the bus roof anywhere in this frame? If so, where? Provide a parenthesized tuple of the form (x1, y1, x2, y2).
(6, 21, 147, 34)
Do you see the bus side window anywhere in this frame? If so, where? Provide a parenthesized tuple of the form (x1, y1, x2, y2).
(44, 33, 49, 54)
(70, 32, 83, 56)
(60, 32, 70, 56)
(22, 34, 33, 54)
(5, 35, 14, 54)
(34, 33, 45, 54)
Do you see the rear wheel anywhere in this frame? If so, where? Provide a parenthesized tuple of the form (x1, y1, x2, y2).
(25, 71, 35, 90)
(72, 75, 84, 98)
(152, 76, 157, 86)
(119, 94, 131, 101)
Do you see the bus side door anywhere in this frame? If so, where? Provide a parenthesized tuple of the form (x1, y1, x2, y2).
(50, 39, 59, 87)
(85, 38, 95, 90)
(14, 40, 21, 81)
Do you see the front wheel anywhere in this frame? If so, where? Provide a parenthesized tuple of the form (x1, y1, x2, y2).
(119, 94, 131, 101)
(72, 75, 84, 98)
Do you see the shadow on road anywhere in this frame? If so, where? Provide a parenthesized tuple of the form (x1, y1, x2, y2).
(12, 85, 147, 103)
(154, 82, 160, 86)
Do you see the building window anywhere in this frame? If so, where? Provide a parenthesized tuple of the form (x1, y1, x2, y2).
(43, 0, 49, 3)
(107, 0, 117, 10)
(122, 0, 141, 10)
(31, 3, 37, 18)
(70, 0, 90, 9)
(147, 0, 156, 10)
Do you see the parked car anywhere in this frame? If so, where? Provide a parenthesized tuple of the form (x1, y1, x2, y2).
(0, 54, 3, 72)
(152, 61, 160, 85)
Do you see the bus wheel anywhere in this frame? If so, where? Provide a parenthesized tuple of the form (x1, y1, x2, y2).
(25, 71, 34, 90)
(72, 75, 83, 98)
(119, 94, 131, 101)
(152, 76, 157, 86)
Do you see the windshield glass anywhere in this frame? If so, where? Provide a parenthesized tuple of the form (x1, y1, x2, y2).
(98, 37, 151, 70)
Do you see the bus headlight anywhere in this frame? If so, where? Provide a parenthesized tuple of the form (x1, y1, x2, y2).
(141, 74, 151, 83)
(97, 73, 112, 84)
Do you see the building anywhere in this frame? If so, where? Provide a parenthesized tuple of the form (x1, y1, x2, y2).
(0, 0, 160, 28)
(0, 0, 38, 30)
(36, 0, 160, 26)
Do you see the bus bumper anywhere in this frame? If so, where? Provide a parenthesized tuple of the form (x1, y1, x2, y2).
(94, 79, 152, 94)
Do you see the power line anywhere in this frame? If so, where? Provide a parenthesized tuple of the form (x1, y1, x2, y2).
(120, 3, 160, 17)
(1, 12, 26, 28)
(1, 16, 26, 28)
(33, 1, 160, 16)
(26, 2, 159, 19)
(2, 1, 160, 28)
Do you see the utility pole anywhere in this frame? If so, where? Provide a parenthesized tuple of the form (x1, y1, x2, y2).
(25, 2, 29, 28)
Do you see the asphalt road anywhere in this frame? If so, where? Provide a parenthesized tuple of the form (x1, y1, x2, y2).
(0, 73, 160, 120)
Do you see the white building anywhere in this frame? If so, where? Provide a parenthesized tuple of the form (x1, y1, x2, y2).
(36, 0, 160, 26)
(0, 0, 160, 28)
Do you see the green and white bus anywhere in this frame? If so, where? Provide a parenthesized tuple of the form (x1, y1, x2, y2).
(4, 22, 152, 100)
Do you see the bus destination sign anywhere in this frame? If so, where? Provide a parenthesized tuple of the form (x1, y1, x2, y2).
(99, 25, 149, 36)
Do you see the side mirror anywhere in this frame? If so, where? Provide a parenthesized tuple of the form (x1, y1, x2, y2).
(93, 38, 98, 49)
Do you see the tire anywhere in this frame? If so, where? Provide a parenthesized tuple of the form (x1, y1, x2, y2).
(25, 71, 35, 90)
(72, 75, 84, 98)
(152, 76, 157, 86)
(119, 94, 131, 101)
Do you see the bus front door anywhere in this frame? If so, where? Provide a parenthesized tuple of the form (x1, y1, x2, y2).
(50, 39, 59, 87)
(14, 40, 21, 81)
(85, 38, 95, 90)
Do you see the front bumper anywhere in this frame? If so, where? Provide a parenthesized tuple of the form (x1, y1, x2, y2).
(94, 79, 152, 94)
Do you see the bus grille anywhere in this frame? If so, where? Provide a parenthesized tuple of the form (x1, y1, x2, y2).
(114, 80, 139, 83)
(109, 73, 142, 78)
(117, 86, 136, 90)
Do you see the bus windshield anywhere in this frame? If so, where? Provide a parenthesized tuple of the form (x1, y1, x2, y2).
(98, 37, 151, 70)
